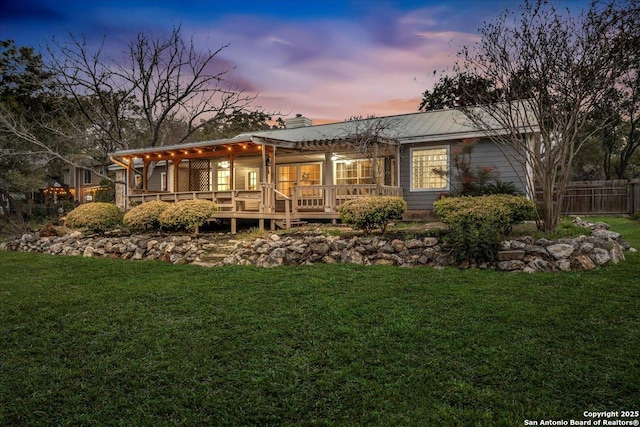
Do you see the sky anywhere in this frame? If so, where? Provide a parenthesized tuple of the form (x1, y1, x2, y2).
(0, 0, 563, 124)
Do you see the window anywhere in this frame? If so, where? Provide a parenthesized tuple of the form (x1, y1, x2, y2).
(83, 169, 92, 184)
(216, 168, 230, 191)
(277, 163, 321, 197)
(246, 170, 259, 191)
(334, 159, 383, 185)
(411, 146, 448, 191)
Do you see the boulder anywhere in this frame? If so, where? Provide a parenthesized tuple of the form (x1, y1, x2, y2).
(547, 244, 574, 259)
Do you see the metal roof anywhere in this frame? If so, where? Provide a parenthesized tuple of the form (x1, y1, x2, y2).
(252, 109, 482, 144)
(111, 105, 538, 156)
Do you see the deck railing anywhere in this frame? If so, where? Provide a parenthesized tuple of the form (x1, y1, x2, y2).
(127, 184, 403, 214)
(127, 189, 262, 212)
(292, 184, 403, 212)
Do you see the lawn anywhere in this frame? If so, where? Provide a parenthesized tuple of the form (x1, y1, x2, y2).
(1, 217, 639, 426)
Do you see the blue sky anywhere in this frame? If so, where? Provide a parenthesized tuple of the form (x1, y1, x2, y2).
(0, 0, 582, 124)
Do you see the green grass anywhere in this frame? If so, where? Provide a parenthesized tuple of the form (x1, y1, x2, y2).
(1, 218, 639, 426)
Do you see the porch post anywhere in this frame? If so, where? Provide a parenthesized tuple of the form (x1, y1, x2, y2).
(260, 144, 267, 212)
(261, 144, 267, 183)
(395, 143, 401, 188)
(126, 157, 133, 194)
(229, 155, 235, 190)
(142, 159, 149, 191)
(325, 152, 333, 212)
(172, 157, 182, 193)
(372, 141, 379, 186)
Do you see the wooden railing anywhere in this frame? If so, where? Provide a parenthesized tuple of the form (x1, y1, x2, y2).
(127, 189, 262, 212)
(128, 184, 403, 215)
(292, 184, 403, 213)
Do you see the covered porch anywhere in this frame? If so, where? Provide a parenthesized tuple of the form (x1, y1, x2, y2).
(110, 134, 402, 232)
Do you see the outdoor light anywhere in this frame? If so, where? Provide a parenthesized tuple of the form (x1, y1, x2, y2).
(219, 161, 230, 169)
(331, 155, 338, 161)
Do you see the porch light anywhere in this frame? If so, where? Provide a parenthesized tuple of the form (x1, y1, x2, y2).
(219, 160, 230, 169)
(331, 155, 338, 161)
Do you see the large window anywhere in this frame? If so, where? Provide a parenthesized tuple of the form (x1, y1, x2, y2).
(411, 146, 448, 191)
(216, 168, 230, 191)
(334, 159, 383, 185)
(277, 163, 321, 197)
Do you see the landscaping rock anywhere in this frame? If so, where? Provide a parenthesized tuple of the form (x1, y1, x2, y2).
(497, 250, 525, 261)
(1, 224, 631, 273)
(547, 244, 575, 259)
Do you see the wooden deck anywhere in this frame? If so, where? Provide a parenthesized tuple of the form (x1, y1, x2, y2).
(127, 184, 402, 233)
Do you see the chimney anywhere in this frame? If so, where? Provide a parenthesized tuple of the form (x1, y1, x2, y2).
(285, 114, 312, 129)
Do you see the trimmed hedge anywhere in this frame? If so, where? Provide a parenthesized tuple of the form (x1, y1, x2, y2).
(434, 194, 535, 232)
(434, 195, 536, 263)
(338, 196, 407, 234)
(64, 203, 124, 234)
(123, 201, 171, 232)
(158, 200, 218, 232)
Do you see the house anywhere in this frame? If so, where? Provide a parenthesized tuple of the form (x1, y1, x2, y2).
(109, 108, 536, 232)
(50, 164, 109, 205)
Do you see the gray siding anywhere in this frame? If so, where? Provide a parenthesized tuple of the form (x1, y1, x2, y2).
(400, 138, 527, 211)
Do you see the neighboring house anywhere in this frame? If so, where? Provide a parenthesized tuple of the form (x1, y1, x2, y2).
(53, 164, 108, 204)
(110, 108, 537, 232)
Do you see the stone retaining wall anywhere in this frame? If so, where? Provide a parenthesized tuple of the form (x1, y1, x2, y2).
(0, 226, 633, 272)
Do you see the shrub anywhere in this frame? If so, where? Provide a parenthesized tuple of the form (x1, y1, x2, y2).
(158, 200, 218, 232)
(123, 201, 171, 232)
(433, 139, 520, 196)
(338, 196, 407, 234)
(434, 194, 536, 263)
(64, 202, 123, 234)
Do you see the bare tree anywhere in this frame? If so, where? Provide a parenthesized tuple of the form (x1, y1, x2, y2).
(48, 27, 259, 153)
(338, 115, 402, 185)
(450, 0, 636, 231)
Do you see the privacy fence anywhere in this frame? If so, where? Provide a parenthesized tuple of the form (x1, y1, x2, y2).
(543, 179, 640, 216)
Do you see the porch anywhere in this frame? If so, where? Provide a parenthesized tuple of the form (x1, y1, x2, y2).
(111, 130, 404, 232)
(127, 183, 403, 233)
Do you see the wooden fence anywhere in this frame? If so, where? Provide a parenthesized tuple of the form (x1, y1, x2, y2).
(541, 179, 639, 216)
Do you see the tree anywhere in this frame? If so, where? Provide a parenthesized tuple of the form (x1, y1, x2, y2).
(0, 40, 69, 218)
(339, 115, 401, 185)
(47, 27, 260, 154)
(419, 73, 500, 111)
(191, 111, 285, 141)
(614, 46, 640, 178)
(447, 0, 636, 231)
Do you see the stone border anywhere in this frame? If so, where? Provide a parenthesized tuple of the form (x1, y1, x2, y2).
(1, 225, 634, 272)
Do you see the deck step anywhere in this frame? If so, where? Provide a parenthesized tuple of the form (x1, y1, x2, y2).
(274, 219, 308, 229)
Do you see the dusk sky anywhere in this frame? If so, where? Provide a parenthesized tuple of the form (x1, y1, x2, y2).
(0, 0, 586, 124)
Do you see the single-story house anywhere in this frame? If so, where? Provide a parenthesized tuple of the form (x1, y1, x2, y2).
(109, 108, 537, 232)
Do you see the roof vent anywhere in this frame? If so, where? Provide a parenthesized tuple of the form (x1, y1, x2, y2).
(285, 114, 312, 129)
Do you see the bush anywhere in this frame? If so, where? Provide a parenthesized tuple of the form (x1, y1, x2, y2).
(338, 196, 407, 235)
(434, 195, 536, 263)
(158, 200, 218, 232)
(64, 202, 123, 234)
(123, 201, 171, 232)
(434, 194, 535, 232)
